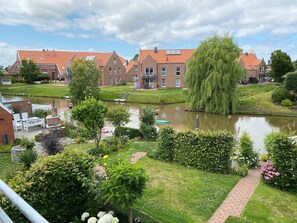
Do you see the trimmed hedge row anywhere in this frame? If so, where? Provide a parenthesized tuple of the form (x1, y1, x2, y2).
(270, 133, 297, 192)
(115, 127, 142, 139)
(173, 130, 233, 173)
(157, 127, 233, 173)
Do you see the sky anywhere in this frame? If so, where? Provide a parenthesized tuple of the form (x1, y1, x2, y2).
(0, 0, 297, 67)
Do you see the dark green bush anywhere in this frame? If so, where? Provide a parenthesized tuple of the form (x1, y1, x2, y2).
(269, 132, 297, 192)
(115, 127, 142, 139)
(284, 71, 297, 93)
(238, 132, 258, 168)
(173, 130, 233, 173)
(0, 151, 99, 223)
(271, 87, 296, 103)
(103, 136, 123, 152)
(35, 73, 50, 81)
(157, 126, 175, 161)
(10, 75, 25, 83)
(281, 99, 293, 107)
(87, 147, 105, 157)
(139, 124, 157, 141)
(264, 132, 280, 155)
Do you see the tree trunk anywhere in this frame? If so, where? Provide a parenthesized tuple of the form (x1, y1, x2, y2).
(128, 207, 133, 223)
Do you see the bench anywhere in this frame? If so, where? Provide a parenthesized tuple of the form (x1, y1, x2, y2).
(23, 117, 45, 132)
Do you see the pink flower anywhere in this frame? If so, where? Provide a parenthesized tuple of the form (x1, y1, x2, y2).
(275, 172, 280, 176)
(264, 176, 270, 180)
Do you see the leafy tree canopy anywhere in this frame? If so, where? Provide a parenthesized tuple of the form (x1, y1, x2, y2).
(69, 59, 101, 103)
(270, 50, 294, 82)
(284, 71, 297, 93)
(106, 106, 130, 137)
(185, 34, 244, 115)
(130, 54, 139, 61)
(19, 59, 41, 83)
(71, 98, 107, 147)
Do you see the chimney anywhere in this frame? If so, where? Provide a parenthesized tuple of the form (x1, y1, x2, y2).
(245, 52, 248, 56)
(154, 47, 158, 53)
(126, 60, 129, 65)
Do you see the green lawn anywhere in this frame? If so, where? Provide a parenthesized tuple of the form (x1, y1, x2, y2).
(0, 154, 19, 182)
(235, 182, 297, 223)
(65, 141, 240, 223)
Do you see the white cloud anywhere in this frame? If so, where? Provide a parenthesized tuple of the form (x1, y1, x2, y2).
(1, 0, 297, 61)
(0, 42, 18, 67)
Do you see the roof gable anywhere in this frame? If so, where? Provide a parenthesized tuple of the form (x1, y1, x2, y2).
(139, 49, 195, 64)
(239, 53, 265, 71)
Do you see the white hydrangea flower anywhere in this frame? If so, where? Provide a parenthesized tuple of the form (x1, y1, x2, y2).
(87, 217, 98, 223)
(112, 217, 119, 223)
(108, 211, 114, 216)
(98, 213, 113, 223)
(97, 211, 106, 218)
(81, 212, 90, 221)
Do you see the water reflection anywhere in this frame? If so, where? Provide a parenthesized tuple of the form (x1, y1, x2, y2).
(3, 95, 297, 154)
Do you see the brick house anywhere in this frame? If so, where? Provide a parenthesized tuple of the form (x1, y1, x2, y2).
(125, 61, 139, 82)
(0, 103, 15, 145)
(138, 48, 195, 88)
(238, 52, 267, 82)
(8, 50, 127, 85)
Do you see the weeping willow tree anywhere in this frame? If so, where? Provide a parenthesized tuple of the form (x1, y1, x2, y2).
(185, 34, 245, 115)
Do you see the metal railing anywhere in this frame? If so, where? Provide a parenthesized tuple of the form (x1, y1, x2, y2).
(141, 72, 156, 78)
(0, 179, 49, 223)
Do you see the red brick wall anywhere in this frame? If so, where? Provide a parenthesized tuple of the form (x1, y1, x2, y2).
(3, 100, 33, 116)
(0, 107, 15, 145)
(126, 65, 139, 82)
(102, 52, 126, 86)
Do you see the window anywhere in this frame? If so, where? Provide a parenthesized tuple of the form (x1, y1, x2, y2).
(109, 67, 112, 75)
(162, 67, 166, 76)
(176, 67, 181, 75)
(134, 66, 138, 72)
(176, 78, 180, 87)
(118, 77, 121, 82)
(109, 77, 112, 85)
(145, 67, 153, 75)
(113, 58, 116, 65)
(162, 79, 166, 87)
(118, 67, 121, 74)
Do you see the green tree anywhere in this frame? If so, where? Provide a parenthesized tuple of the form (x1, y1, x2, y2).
(284, 71, 297, 93)
(102, 162, 148, 223)
(130, 54, 139, 61)
(185, 34, 244, 115)
(270, 50, 294, 82)
(0, 69, 3, 85)
(69, 59, 101, 103)
(139, 107, 157, 141)
(19, 59, 41, 83)
(71, 98, 107, 148)
(106, 106, 130, 138)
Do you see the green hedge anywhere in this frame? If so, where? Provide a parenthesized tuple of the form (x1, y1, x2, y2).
(114, 126, 142, 139)
(173, 130, 233, 173)
(270, 133, 297, 192)
(0, 144, 12, 153)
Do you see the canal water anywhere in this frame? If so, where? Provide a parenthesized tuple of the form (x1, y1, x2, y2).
(3, 96, 297, 154)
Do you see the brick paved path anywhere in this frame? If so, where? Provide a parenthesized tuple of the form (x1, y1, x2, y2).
(207, 168, 261, 223)
(130, 152, 147, 163)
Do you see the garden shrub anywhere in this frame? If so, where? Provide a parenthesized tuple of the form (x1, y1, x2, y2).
(238, 132, 258, 168)
(173, 130, 233, 173)
(271, 87, 295, 103)
(115, 126, 142, 139)
(19, 137, 35, 150)
(103, 136, 123, 153)
(281, 99, 293, 107)
(18, 149, 38, 169)
(87, 147, 105, 157)
(35, 73, 50, 81)
(0, 144, 12, 153)
(284, 71, 297, 93)
(269, 132, 297, 192)
(41, 132, 63, 155)
(157, 126, 175, 161)
(261, 163, 280, 186)
(0, 151, 100, 223)
(264, 131, 280, 155)
(260, 154, 269, 162)
(139, 107, 157, 141)
(33, 109, 50, 118)
(34, 134, 41, 142)
(232, 163, 249, 177)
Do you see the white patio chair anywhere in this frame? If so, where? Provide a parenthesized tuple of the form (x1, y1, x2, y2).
(12, 113, 22, 131)
(21, 112, 29, 120)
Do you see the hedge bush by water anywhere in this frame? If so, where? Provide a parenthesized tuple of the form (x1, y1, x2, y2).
(157, 126, 175, 161)
(173, 130, 233, 173)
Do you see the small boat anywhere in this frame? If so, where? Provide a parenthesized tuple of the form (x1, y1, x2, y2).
(156, 119, 170, 124)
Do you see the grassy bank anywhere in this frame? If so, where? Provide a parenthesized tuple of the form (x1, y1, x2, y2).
(66, 141, 240, 222)
(230, 182, 297, 223)
(0, 154, 19, 182)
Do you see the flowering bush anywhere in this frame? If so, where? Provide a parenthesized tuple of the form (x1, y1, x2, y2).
(261, 163, 280, 185)
(238, 133, 258, 168)
(81, 211, 119, 223)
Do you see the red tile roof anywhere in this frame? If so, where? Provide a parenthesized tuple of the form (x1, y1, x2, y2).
(239, 53, 263, 71)
(125, 61, 138, 72)
(17, 50, 126, 74)
(139, 49, 195, 64)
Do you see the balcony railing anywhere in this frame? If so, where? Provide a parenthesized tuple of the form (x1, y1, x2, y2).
(0, 179, 49, 223)
(141, 72, 156, 78)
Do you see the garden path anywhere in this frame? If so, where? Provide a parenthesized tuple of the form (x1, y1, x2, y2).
(207, 168, 261, 223)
